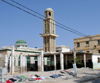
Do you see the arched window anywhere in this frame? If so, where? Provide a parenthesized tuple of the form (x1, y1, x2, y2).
(45, 21, 46, 33)
(49, 12, 51, 16)
(53, 23, 55, 34)
(45, 37, 46, 47)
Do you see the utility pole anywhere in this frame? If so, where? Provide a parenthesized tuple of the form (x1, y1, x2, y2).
(73, 48, 77, 77)
(74, 49, 76, 64)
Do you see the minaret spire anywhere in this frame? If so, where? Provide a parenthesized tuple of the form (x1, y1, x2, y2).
(40, 8, 58, 52)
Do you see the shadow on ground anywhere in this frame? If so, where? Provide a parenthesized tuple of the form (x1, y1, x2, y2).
(74, 72, 100, 83)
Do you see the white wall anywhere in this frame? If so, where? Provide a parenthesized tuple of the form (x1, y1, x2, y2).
(62, 48, 70, 52)
(56, 45, 70, 52)
(92, 54, 100, 69)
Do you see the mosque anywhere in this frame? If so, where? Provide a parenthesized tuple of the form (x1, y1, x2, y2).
(0, 8, 92, 74)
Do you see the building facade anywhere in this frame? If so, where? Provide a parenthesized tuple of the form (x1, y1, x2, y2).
(74, 34, 100, 54)
(0, 39, 42, 74)
(92, 54, 100, 69)
(56, 45, 70, 52)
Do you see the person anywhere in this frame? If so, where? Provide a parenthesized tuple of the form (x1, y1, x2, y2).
(27, 67, 30, 72)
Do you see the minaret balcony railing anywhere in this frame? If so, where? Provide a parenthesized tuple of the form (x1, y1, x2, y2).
(40, 33, 58, 37)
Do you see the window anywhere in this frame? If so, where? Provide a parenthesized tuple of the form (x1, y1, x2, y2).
(45, 24, 46, 29)
(51, 22, 52, 33)
(47, 47, 49, 51)
(17, 45, 20, 47)
(98, 40, 100, 45)
(46, 21, 49, 33)
(53, 23, 55, 33)
(49, 12, 51, 16)
(87, 51, 90, 53)
(98, 57, 100, 63)
(45, 21, 46, 33)
(98, 50, 100, 54)
(86, 41, 89, 44)
(47, 38, 49, 46)
(77, 43, 80, 47)
(86, 41, 89, 47)
(44, 38, 46, 52)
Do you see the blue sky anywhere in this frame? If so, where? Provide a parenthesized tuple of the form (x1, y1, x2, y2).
(0, 0, 100, 49)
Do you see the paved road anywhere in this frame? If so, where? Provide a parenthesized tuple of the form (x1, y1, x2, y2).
(84, 78, 100, 83)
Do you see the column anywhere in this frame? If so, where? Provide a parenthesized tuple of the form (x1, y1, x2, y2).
(10, 56, 11, 73)
(73, 51, 77, 76)
(60, 52, 64, 70)
(84, 54, 86, 68)
(41, 50, 44, 72)
(54, 54, 56, 70)
(74, 51, 76, 64)
(38, 50, 44, 71)
(25, 56, 27, 71)
(20, 54, 23, 73)
(22, 56, 25, 72)
(4, 55, 8, 67)
(38, 55, 41, 71)
(11, 46, 14, 75)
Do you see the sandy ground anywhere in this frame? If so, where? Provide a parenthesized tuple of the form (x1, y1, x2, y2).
(6, 67, 100, 83)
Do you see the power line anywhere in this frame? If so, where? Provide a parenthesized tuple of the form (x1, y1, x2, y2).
(55, 22, 87, 36)
(1, 0, 43, 19)
(10, 0, 44, 17)
(10, 0, 87, 36)
(2, 0, 87, 36)
(2, 0, 85, 36)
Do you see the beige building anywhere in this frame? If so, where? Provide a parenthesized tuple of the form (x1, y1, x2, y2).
(74, 34, 100, 54)
(40, 8, 58, 52)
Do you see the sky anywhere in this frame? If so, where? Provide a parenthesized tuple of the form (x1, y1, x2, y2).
(0, 0, 100, 50)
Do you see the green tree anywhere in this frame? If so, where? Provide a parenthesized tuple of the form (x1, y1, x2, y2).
(72, 57, 83, 65)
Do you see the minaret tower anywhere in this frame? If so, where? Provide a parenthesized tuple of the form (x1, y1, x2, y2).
(40, 8, 58, 52)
